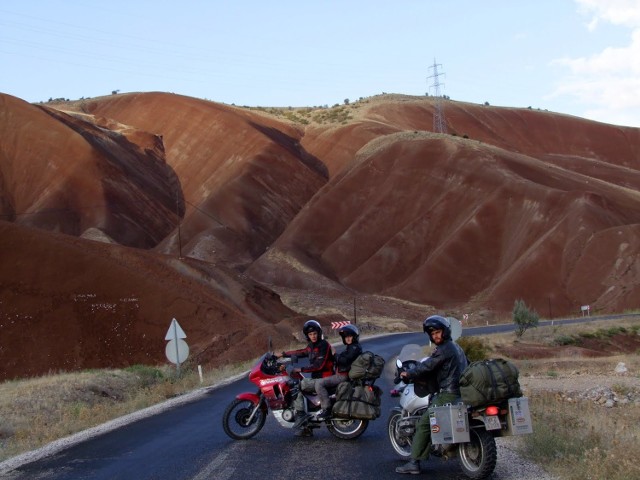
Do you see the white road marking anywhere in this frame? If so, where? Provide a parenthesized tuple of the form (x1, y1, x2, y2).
(191, 442, 243, 480)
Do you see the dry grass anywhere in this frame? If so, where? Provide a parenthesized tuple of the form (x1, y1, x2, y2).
(472, 318, 640, 480)
(482, 317, 640, 352)
(523, 391, 640, 480)
(0, 361, 252, 462)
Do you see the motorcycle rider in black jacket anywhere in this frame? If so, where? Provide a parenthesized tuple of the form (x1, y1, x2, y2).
(395, 315, 468, 475)
(314, 324, 363, 421)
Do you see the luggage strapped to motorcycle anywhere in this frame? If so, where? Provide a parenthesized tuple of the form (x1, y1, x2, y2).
(332, 380, 382, 420)
(348, 351, 385, 383)
(459, 358, 523, 407)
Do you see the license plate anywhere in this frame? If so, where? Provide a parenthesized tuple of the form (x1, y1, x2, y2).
(485, 415, 501, 430)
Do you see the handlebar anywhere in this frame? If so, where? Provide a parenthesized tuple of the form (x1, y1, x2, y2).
(393, 359, 420, 384)
(262, 353, 308, 380)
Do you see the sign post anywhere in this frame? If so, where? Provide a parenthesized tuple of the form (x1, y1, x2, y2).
(165, 318, 189, 376)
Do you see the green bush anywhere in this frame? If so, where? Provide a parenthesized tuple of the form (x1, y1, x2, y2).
(513, 299, 539, 337)
(457, 336, 490, 362)
(554, 335, 578, 346)
(605, 326, 627, 336)
(578, 331, 598, 339)
(125, 365, 165, 387)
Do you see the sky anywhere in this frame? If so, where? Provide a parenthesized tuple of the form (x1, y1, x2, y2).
(1, 0, 640, 127)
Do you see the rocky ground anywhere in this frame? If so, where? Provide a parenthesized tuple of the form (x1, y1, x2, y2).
(501, 331, 640, 406)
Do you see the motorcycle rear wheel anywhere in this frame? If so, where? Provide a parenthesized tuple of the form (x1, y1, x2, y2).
(458, 428, 497, 480)
(326, 418, 368, 440)
(222, 398, 266, 440)
(387, 411, 412, 458)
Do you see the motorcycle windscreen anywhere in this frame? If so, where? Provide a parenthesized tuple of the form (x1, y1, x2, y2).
(397, 344, 428, 362)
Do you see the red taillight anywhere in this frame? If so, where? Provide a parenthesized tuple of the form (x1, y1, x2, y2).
(486, 406, 499, 416)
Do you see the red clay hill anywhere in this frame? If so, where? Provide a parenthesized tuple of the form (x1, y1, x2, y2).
(1, 91, 639, 380)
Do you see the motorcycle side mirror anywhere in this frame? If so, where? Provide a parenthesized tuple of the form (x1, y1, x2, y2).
(396, 358, 403, 369)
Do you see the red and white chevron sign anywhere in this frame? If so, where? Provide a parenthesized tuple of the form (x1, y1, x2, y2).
(331, 321, 351, 329)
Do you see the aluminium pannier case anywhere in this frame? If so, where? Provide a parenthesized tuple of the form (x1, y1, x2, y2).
(429, 403, 470, 444)
(506, 397, 533, 435)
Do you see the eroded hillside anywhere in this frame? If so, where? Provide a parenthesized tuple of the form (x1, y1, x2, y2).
(1, 91, 639, 379)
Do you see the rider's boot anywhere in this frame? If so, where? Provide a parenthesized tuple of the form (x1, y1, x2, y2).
(293, 411, 309, 430)
(293, 411, 313, 437)
(395, 459, 420, 474)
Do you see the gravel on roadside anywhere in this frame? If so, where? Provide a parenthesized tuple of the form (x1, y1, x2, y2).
(494, 438, 558, 480)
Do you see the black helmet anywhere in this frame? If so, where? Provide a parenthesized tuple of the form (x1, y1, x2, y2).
(302, 319, 323, 341)
(423, 315, 451, 340)
(338, 324, 359, 344)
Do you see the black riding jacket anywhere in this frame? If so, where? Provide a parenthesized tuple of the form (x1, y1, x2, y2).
(335, 342, 362, 374)
(406, 339, 468, 395)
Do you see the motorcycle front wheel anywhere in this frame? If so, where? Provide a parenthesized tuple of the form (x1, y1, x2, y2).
(326, 418, 369, 440)
(458, 428, 497, 480)
(222, 398, 267, 440)
(387, 410, 412, 458)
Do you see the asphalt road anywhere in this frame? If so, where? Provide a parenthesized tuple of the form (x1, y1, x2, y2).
(3, 334, 421, 480)
(1, 314, 630, 480)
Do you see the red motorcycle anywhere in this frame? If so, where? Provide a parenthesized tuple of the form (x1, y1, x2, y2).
(222, 351, 369, 440)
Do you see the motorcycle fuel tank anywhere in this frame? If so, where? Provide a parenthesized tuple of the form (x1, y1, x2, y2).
(400, 385, 431, 413)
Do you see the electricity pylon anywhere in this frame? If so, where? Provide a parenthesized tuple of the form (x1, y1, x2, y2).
(427, 59, 447, 133)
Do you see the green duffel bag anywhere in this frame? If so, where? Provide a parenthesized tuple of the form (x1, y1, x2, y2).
(332, 381, 382, 420)
(459, 358, 523, 407)
(348, 351, 385, 381)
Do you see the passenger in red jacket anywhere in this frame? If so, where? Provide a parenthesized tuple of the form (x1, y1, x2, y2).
(278, 319, 335, 436)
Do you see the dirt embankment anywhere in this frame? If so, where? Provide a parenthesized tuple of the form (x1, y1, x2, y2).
(501, 332, 640, 405)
